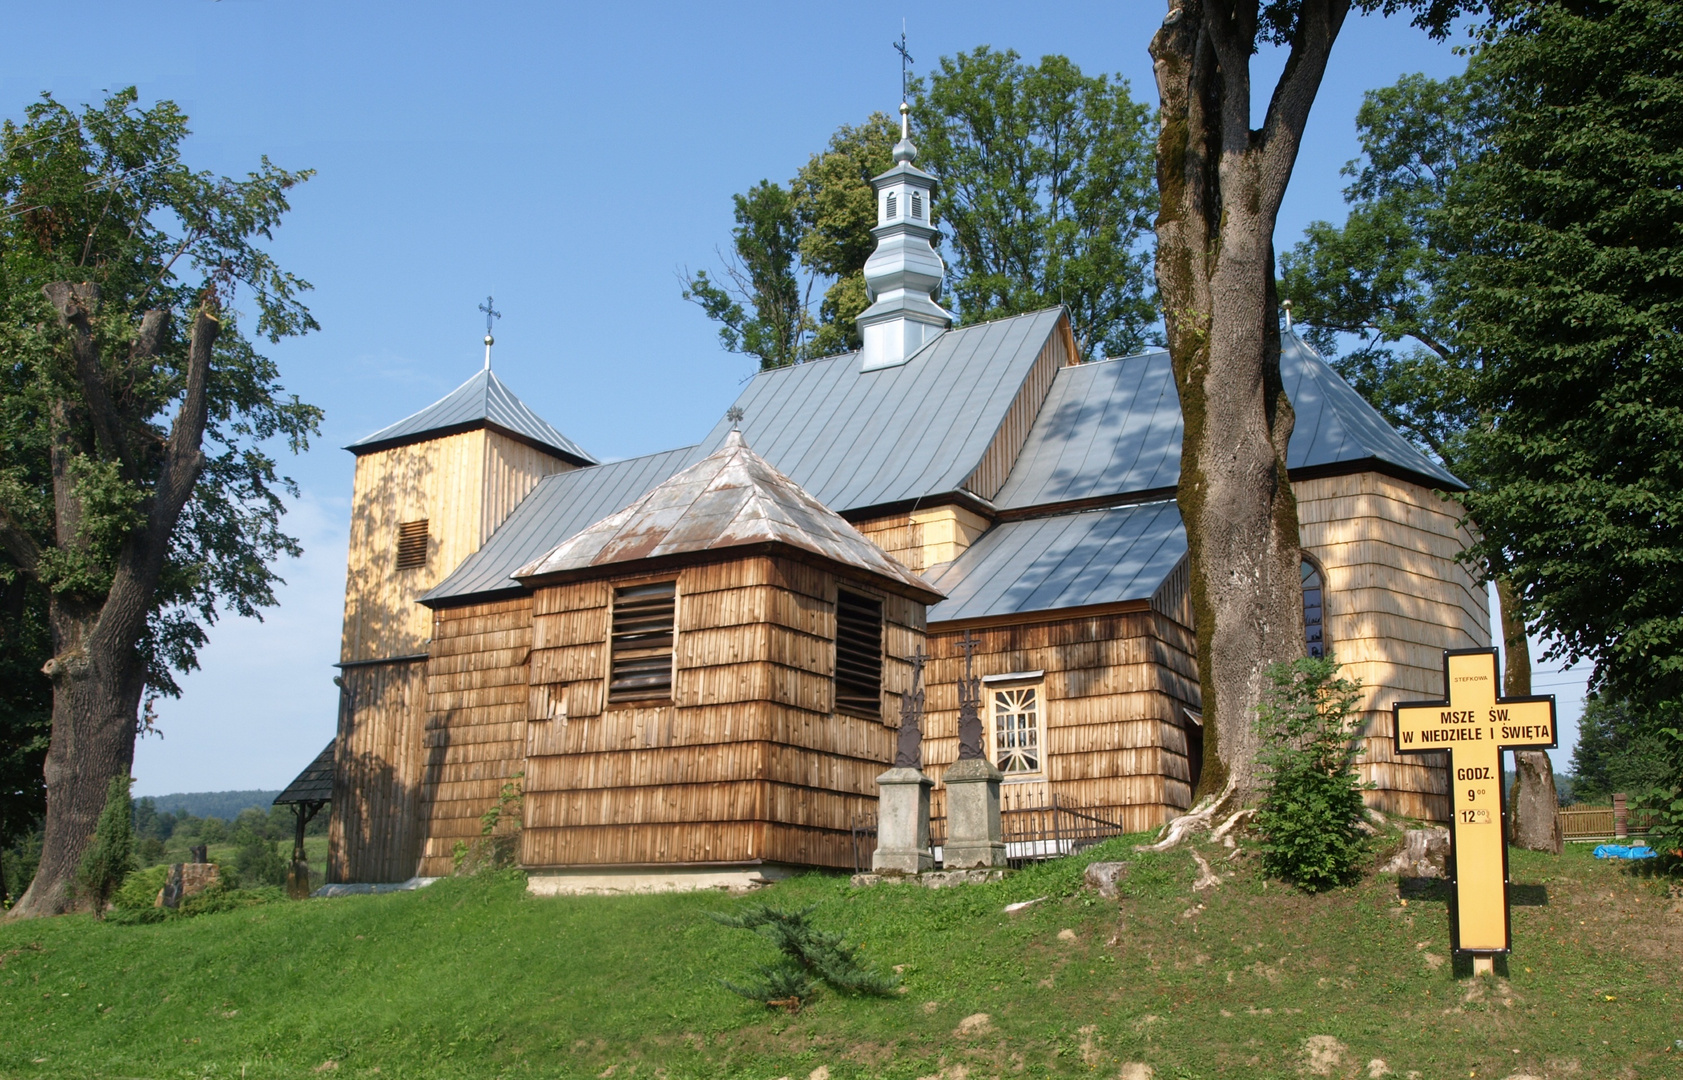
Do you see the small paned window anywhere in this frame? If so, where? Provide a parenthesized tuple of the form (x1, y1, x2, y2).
(990, 683, 1044, 776)
(395, 520, 428, 570)
(911, 192, 923, 219)
(885, 192, 898, 220)
(834, 591, 883, 718)
(609, 581, 677, 703)
(1302, 560, 1326, 658)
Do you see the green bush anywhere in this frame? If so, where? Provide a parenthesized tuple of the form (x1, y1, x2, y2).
(232, 829, 288, 887)
(111, 864, 170, 910)
(1252, 656, 1372, 892)
(1647, 725, 1683, 875)
(75, 775, 136, 915)
(709, 904, 898, 1009)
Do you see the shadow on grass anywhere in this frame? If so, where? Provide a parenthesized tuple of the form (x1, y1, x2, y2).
(1398, 876, 1451, 902)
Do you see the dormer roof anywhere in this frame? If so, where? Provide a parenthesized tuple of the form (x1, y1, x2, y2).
(514, 430, 942, 602)
(346, 367, 596, 465)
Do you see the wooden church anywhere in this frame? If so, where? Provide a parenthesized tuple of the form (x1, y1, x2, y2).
(305, 118, 1488, 890)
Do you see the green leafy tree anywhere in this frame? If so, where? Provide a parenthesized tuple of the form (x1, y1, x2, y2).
(1277, 67, 1563, 849)
(792, 113, 899, 356)
(74, 773, 134, 916)
(913, 47, 1158, 359)
(0, 574, 49, 902)
(1148, 0, 1476, 819)
(1568, 696, 1679, 806)
(0, 89, 320, 918)
(1453, 0, 1683, 715)
(681, 181, 811, 370)
(1252, 657, 1371, 891)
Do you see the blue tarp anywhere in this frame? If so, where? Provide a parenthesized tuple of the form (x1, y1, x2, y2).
(1592, 844, 1657, 860)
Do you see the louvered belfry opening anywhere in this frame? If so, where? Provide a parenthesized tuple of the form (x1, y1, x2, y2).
(395, 519, 429, 570)
(834, 590, 883, 718)
(609, 581, 677, 703)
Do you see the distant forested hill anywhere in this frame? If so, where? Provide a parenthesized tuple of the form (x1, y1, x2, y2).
(137, 790, 282, 820)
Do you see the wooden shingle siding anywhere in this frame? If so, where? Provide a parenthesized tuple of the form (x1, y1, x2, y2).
(520, 555, 917, 870)
(923, 605, 1200, 834)
(411, 596, 533, 878)
(1294, 472, 1490, 821)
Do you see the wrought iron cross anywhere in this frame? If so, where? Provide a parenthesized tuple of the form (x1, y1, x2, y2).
(725, 405, 745, 430)
(893, 26, 914, 102)
(955, 631, 987, 761)
(894, 646, 928, 769)
(478, 295, 502, 370)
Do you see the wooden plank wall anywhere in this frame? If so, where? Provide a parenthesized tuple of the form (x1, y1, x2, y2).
(1295, 472, 1491, 821)
(413, 597, 534, 878)
(853, 503, 991, 574)
(327, 659, 428, 883)
(923, 606, 1200, 836)
(521, 555, 916, 870)
(482, 431, 575, 545)
(962, 314, 1076, 501)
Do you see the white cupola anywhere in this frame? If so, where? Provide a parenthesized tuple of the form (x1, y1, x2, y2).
(857, 103, 953, 372)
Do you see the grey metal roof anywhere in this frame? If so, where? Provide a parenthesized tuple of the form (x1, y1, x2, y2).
(517, 431, 940, 600)
(688, 308, 1067, 512)
(346, 368, 596, 465)
(1280, 334, 1463, 488)
(993, 335, 1462, 510)
(925, 501, 1187, 623)
(423, 446, 699, 602)
(274, 741, 335, 805)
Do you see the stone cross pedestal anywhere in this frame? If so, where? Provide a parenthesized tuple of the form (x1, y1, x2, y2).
(942, 757, 1006, 868)
(872, 767, 935, 874)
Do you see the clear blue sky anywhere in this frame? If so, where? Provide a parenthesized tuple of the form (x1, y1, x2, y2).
(3, 1, 1588, 795)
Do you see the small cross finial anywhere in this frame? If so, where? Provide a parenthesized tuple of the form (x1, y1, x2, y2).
(725, 406, 745, 430)
(894, 24, 914, 105)
(478, 295, 502, 370)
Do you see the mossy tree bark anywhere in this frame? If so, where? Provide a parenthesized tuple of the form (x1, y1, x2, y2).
(1150, 0, 1357, 805)
(1498, 575, 1562, 853)
(4, 290, 220, 919)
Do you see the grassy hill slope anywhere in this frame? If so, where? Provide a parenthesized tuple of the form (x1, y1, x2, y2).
(0, 838, 1675, 1079)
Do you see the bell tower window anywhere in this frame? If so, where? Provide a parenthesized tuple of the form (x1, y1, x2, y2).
(885, 192, 898, 220)
(911, 192, 923, 219)
(1301, 559, 1327, 658)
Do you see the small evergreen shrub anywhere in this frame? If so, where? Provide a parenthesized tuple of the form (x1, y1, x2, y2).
(1252, 657, 1372, 892)
(709, 904, 898, 1010)
(76, 775, 136, 916)
(111, 863, 170, 910)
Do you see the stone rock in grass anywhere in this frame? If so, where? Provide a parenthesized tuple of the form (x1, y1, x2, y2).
(1379, 828, 1449, 879)
(1084, 861, 1130, 898)
(157, 862, 220, 909)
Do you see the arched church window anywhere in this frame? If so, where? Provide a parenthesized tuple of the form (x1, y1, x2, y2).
(1301, 559, 1326, 658)
(911, 192, 923, 219)
(886, 192, 898, 220)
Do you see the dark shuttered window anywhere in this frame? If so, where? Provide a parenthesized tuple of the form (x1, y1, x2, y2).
(834, 590, 883, 718)
(395, 519, 429, 570)
(609, 581, 677, 703)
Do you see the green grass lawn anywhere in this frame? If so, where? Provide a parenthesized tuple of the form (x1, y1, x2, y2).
(0, 837, 1676, 1079)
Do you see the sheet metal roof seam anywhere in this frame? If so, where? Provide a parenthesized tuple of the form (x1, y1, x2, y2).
(346, 367, 596, 465)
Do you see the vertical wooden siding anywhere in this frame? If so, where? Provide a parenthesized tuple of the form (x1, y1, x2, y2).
(1295, 472, 1491, 821)
(521, 556, 917, 870)
(482, 431, 576, 545)
(923, 607, 1200, 835)
(961, 315, 1076, 501)
(413, 597, 534, 878)
(327, 659, 428, 883)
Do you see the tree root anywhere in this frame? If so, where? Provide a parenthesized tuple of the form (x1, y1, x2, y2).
(1190, 849, 1221, 892)
(1137, 781, 1241, 851)
(1211, 807, 1255, 848)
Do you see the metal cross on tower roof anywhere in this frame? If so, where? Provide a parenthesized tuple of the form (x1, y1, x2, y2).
(479, 295, 502, 370)
(894, 25, 914, 103)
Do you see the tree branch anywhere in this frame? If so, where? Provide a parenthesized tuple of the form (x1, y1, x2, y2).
(41, 282, 128, 468)
(1256, 0, 1351, 212)
(0, 505, 42, 576)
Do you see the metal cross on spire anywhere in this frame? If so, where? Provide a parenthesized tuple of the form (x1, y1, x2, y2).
(893, 24, 914, 104)
(478, 295, 502, 370)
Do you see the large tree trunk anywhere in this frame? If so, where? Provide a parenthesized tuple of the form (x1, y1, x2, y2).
(1498, 575, 1561, 853)
(1152, 0, 1349, 807)
(7, 287, 218, 919)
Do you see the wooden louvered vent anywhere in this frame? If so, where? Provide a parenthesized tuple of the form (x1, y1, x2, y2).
(609, 581, 677, 703)
(395, 519, 429, 570)
(834, 590, 883, 718)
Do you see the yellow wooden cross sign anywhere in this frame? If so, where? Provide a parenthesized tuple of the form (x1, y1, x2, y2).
(1393, 648, 1557, 955)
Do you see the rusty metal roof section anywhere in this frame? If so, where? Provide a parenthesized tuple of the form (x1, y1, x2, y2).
(516, 430, 943, 601)
(273, 740, 336, 805)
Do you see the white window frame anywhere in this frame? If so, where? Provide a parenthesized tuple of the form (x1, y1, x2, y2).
(985, 675, 1046, 779)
